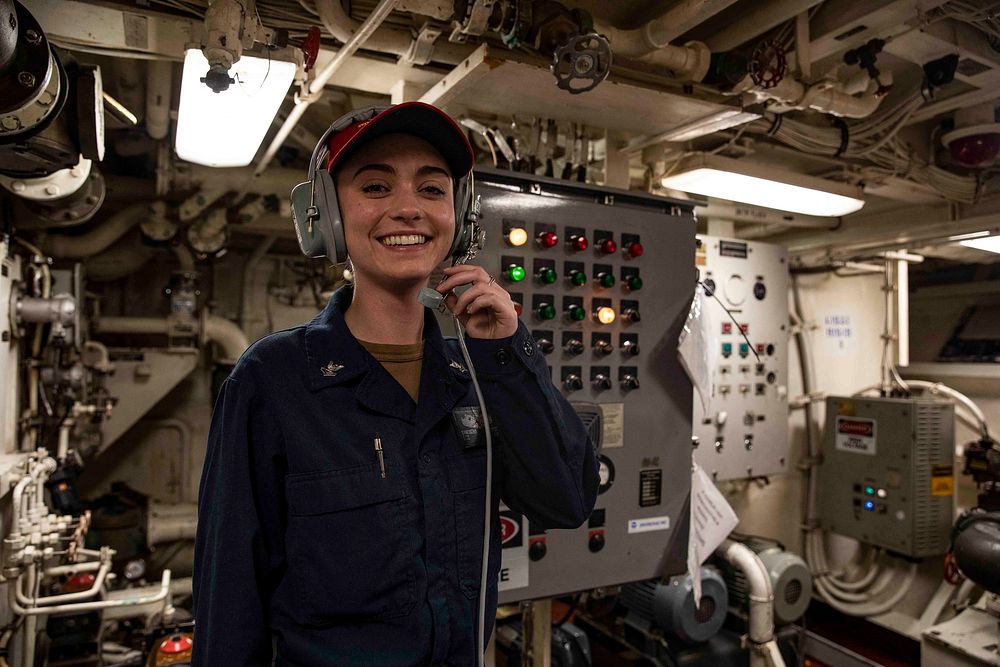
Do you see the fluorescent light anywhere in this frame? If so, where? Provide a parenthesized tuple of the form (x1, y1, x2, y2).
(949, 230, 990, 241)
(176, 48, 296, 167)
(960, 235, 1000, 254)
(661, 153, 865, 217)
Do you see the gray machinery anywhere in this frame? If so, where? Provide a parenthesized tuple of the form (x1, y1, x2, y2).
(717, 537, 812, 625)
(468, 169, 696, 602)
(692, 236, 789, 481)
(817, 396, 955, 557)
(620, 568, 729, 644)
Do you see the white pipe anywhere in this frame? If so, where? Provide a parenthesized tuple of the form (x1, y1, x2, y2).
(636, 41, 712, 82)
(40, 204, 149, 259)
(734, 73, 888, 119)
(16, 562, 111, 607)
(715, 538, 783, 667)
(239, 236, 277, 334)
(44, 560, 103, 577)
(254, 0, 401, 178)
(145, 60, 172, 140)
(9, 570, 171, 616)
(147, 502, 198, 545)
(594, 0, 739, 57)
(57, 418, 73, 460)
(204, 314, 249, 364)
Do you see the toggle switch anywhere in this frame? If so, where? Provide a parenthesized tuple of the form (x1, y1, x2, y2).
(563, 374, 583, 391)
(564, 338, 584, 355)
(592, 374, 612, 391)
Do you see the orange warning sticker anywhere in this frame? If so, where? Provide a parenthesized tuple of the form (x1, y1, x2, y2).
(931, 465, 954, 497)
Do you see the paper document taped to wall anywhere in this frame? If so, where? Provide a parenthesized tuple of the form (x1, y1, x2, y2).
(688, 463, 738, 605)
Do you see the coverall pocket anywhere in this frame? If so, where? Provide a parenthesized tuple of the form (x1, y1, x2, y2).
(444, 452, 486, 599)
(284, 463, 416, 625)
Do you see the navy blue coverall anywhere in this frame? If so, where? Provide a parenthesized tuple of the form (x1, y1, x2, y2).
(192, 286, 600, 666)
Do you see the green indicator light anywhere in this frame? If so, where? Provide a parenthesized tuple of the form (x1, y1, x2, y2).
(627, 275, 644, 291)
(538, 303, 556, 320)
(538, 267, 558, 284)
(567, 305, 586, 321)
(569, 270, 587, 287)
(864, 486, 875, 495)
(598, 273, 616, 288)
(508, 265, 526, 282)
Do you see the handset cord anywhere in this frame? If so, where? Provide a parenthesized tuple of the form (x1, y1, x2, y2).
(452, 314, 493, 667)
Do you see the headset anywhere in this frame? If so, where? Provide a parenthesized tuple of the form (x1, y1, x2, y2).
(290, 105, 483, 269)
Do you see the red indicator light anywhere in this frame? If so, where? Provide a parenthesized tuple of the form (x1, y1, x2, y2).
(513, 302, 523, 317)
(570, 235, 589, 252)
(740, 323, 749, 333)
(625, 241, 644, 258)
(756, 343, 766, 354)
(722, 322, 732, 334)
(537, 231, 559, 248)
(599, 238, 617, 254)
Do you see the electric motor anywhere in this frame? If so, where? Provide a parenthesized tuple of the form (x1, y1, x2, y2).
(621, 567, 728, 643)
(719, 539, 812, 624)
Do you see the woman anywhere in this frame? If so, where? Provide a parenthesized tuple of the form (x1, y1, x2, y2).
(193, 102, 599, 666)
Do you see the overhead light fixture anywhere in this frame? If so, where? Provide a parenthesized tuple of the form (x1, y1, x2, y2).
(660, 153, 865, 217)
(959, 234, 1000, 254)
(175, 48, 297, 168)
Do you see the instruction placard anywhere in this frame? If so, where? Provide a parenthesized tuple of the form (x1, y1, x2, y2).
(688, 464, 739, 604)
(835, 416, 877, 455)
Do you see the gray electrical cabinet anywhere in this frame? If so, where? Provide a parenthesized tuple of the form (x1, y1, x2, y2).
(817, 396, 955, 557)
(692, 236, 790, 480)
(466, 169, 696, 602)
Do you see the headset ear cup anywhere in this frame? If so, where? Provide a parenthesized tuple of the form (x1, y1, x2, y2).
(314, 170, 348, 264)
(290, 181, 326, 258)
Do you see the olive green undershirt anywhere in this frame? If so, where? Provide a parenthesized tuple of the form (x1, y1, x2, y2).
(358, 339, 424, 403)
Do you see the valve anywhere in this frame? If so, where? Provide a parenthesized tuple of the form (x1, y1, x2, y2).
(551, 32, 612, 95)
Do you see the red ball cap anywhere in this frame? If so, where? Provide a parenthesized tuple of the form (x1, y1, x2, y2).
(327, 102, 475, 178)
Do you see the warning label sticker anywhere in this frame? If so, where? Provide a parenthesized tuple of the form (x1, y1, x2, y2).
(498, 508, 528, 591)
(931, 464, 954, 497)
(835, 416, 877, 455)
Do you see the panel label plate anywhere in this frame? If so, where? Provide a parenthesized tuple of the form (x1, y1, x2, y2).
(627, 515, 671, 533)
(835, 416, 877, 455)
(601, 402, 624, 448)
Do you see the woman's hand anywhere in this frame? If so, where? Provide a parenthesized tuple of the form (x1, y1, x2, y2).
(435, 265, 519, 339)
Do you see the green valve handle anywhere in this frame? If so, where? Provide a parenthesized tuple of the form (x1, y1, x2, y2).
(598, 273, 616, 289)
(537, 303, 556, 320)
(507, 265, 526, 282)
(626, 275, 643, 291)
(567, 305, 586, 321)
(568, 270, 587, 287)
(537, 267, 558, 284)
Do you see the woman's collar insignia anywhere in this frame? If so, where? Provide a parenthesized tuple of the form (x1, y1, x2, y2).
(449, 360, 467, 373)
(321, 361, 345, 377)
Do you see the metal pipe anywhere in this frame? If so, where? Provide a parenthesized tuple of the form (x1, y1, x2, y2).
(594, 0, 739, 57)
(204, 314, 250, 364)
(16, 295, 76, 325)
(715, 538, 784, 667)
(57, 418, 73, 460)
(145, 60, 172, 140)
(9, 570, 171, 616)
(39, 204, 148, 258)
(239, 236, 277, 335)
(147, 502, 198, 545)
(16, 562, 111, 607)
(706, 0, 825, 51)
(254, 0, 401, 178)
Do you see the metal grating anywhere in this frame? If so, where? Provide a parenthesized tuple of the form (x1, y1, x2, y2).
(914, 403, 949, 554)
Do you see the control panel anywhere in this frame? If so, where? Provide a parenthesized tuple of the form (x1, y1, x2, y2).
(692, 236, 789, 481)
(469, 169, 696, 603)
(817, 396, 955, 557)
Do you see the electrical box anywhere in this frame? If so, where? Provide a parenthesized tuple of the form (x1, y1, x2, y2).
(466, 169, 696, 603)
(817, 396, 955, 557)
(692, 236, 790, 480)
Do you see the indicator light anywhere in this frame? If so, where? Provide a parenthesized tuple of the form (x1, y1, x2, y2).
(738, 343, 750, 357)
(722, 322, 733, 334)
(864, 500, 875, 511)
(876, 488, 887, 499)
(569, 235, 588, 252)
(756, 343, 766, 354)
(506, 265, 526, 282)
(596, 306, 616, 324)
(624, 241, 644, 258)
(740, 323, 749, 334)
(537, 231, 559, 248)
(536, 302, 556, 320)
(864, 486, 875, 495)
(506, 227, 528, 246)
(513, 302, 523, 317)
(536, 266, 558, 284)
(568, 269, 587, 287)
(599, 238, 617, 254)
(566, 304, 586, 322)
(597, 272, 616, 289)
(625, 275, 643, 291)
(722, 343, 733, 357)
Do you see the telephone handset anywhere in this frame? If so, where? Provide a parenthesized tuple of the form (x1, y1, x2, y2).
(417, 192, 484, 311)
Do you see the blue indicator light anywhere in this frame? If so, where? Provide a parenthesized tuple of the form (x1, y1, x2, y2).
(864, 500, 875, 511)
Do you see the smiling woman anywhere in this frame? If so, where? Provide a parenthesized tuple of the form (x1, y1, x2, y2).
(192, 102, 599, 667)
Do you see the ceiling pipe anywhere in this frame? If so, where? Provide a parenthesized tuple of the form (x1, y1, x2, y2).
(593, 0, 740, 58)
(313, 0, 467, 64)
(146, 60, 172, 141)
(704, 0, 825, 52)
(39, 204, 149, 259)
(252, 0, 401, 180)
(730, 71, 889, 119)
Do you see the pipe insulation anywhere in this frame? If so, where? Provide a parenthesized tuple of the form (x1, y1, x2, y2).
(594, 0, 740, 57)
(94, 314, 249, 364)
(715, 539, 785, 667)
(39, 204, 150, 259)
(145, 60, 172, 140)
